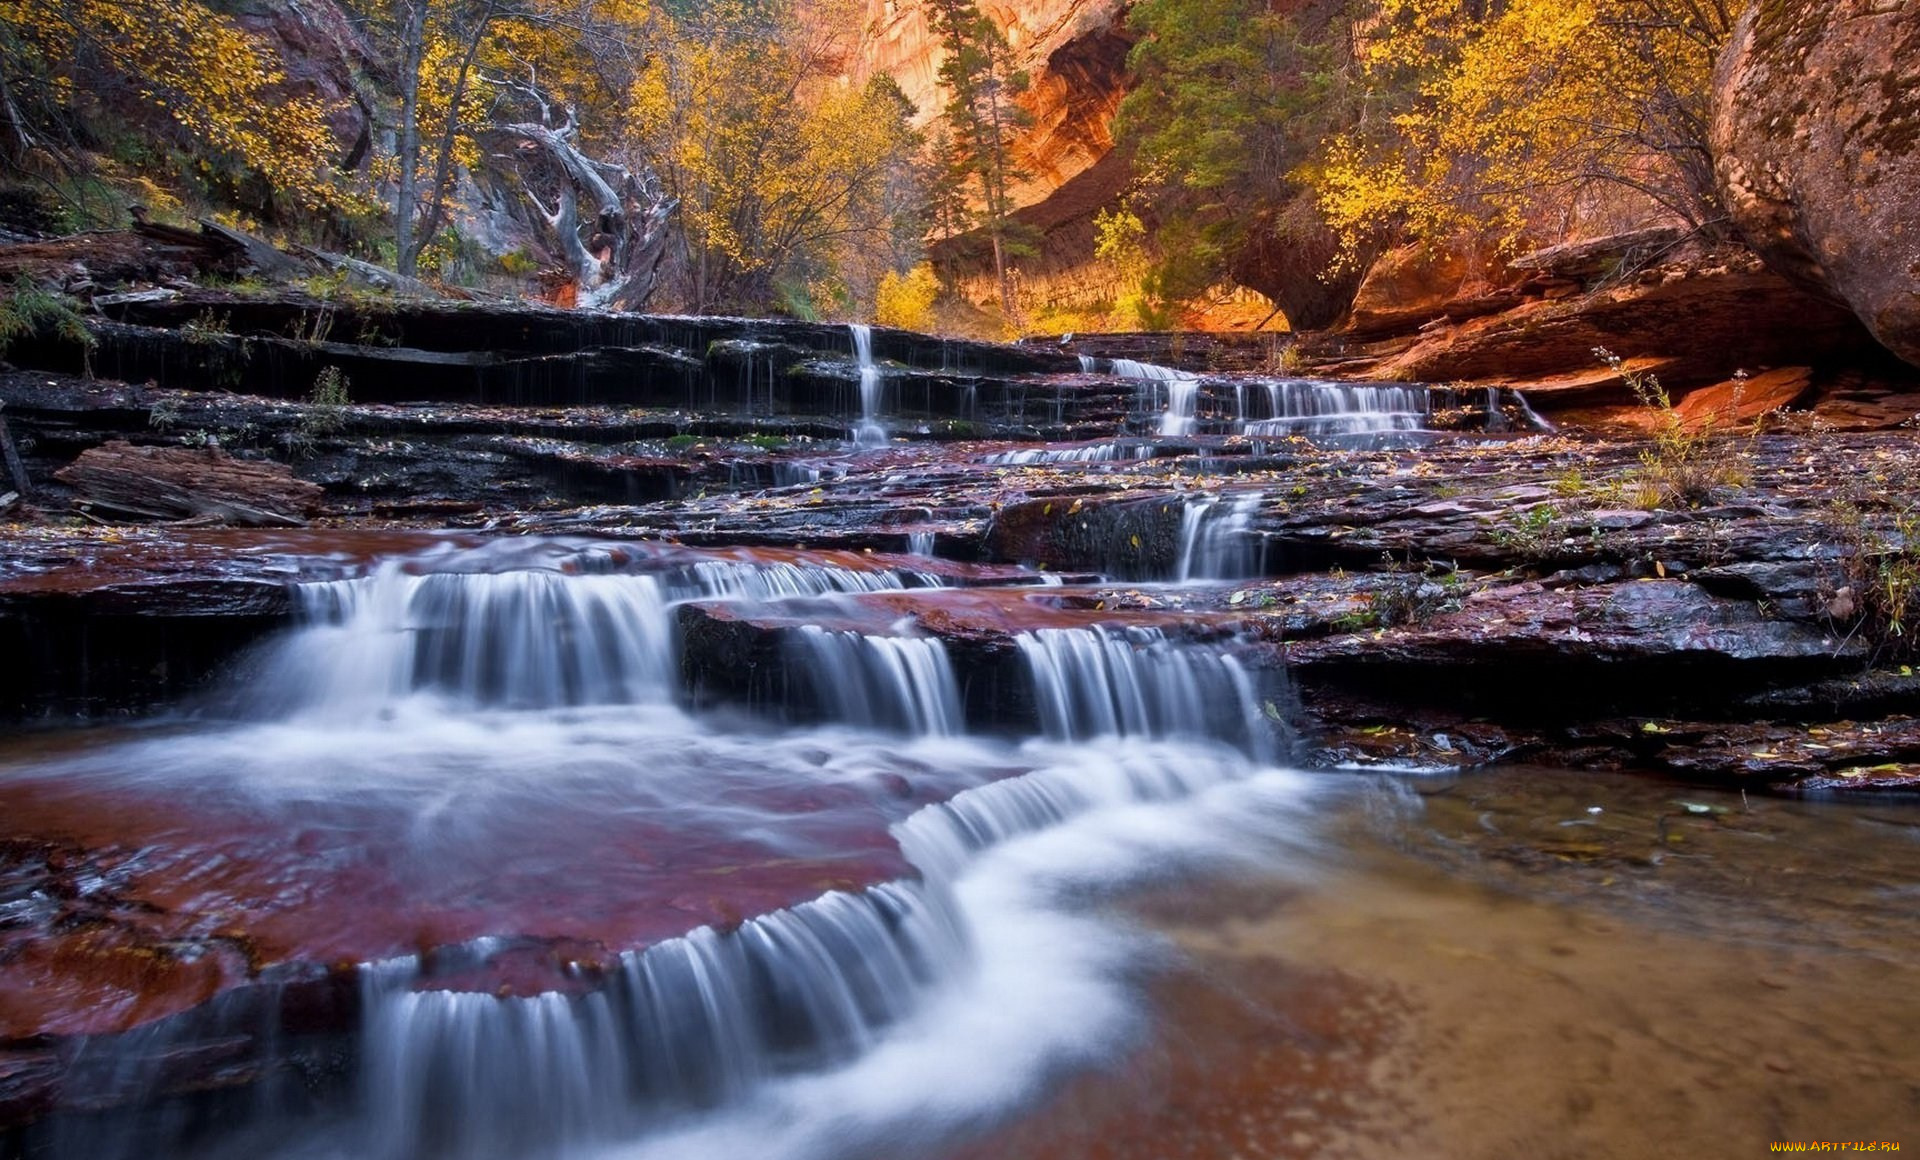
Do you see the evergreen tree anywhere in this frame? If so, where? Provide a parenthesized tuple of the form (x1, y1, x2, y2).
(1116, 0, 1365, 324)
(923, 0, 1031, 319)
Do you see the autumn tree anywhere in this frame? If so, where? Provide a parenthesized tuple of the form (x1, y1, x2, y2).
(1317, 0, 1735, 259)
(923, 0, 1031, 319)
(628, 0, 923, 315)
(0, 0, 354, 224)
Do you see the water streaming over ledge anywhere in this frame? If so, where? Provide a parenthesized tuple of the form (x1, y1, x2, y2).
(848, 323, 886, 447)
(1175, 493, 1266, 581)
(793, 627, 965, 735)
(14, 537, 1312, 1159)
(1017, 625, 1276, 763)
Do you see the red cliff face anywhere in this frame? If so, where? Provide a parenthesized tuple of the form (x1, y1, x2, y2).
(1712, 0, 1920, 370)
(856, 0, 1136, 258)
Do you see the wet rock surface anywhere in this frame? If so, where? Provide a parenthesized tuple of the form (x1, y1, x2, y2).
(4, 295, 1920, 1144)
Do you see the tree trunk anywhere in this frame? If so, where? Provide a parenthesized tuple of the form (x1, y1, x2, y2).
(499, 116, 676, 312)
(394, 0, 428, 277)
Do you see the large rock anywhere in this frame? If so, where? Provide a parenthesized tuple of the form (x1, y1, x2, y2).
(1713, 0, 1920, 367)
(232, 0, 377, 167)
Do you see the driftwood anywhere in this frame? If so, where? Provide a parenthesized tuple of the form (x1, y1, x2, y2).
(491, 74, 674, 312)
(194, 218, 308, 280)
(1507, 226, 1689, 281)
(54, 441, 323, 527)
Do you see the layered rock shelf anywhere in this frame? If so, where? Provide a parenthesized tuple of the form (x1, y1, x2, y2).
(5, 294, 1920, 1148)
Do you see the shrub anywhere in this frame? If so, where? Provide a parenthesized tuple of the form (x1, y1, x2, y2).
(1596, 346, 1749, 509)
(301, 366, 351, 437)
(875, 264, 941, 332)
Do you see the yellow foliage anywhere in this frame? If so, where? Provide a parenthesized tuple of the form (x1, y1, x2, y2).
(1319, 0, 1728, 260)
(876, 264, 942, 331)
(1, 0, 357, 213)
(628, 0, 921, 311)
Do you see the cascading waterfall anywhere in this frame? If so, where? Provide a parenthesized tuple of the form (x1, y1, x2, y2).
(1509, 387, 1554, 432)
(1016, 625, 1275, 762)
(792, 627, 965, 735)
(267, 568, 678, 713)
(1174, 492, 1266, 581)
(250, 550, 927, 717)
(358, 881, 955, 1160)
(848, 323, 887, 447)
(1109, 359, 1202, 437)
(343, 736, 1310, 1160)
(980, 441, 1149, 466)
(19, 538, 1313, 1160)
(1238, 379, 1430, 437)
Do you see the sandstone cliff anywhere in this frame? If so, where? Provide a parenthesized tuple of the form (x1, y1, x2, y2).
(857, 0, 1135, 270)
(1713, 0, 1920, 369)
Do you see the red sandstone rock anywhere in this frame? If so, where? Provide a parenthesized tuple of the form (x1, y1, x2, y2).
(1674, 367, 1813, 429)
(1713, 0, 1920, 369)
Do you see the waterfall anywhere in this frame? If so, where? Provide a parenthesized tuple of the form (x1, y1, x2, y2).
(1509, 387, 1554, 432)
(1109, 359, 1201, 437)
(275, 568, 678, 712)
(1076, 354, 1097, 373)
(1016, 626, 1275, 762)
(14, 532, 1319, 1160)
(980, 441, 1147, 466)
(848, 324, 886, 447)
(792, 627, 965, 736)
(341, 731, 1311, 1160)
(251, 550, 929, 717)
(359, 881, 952, 1159)
(1174, 492, 1265, 581)
(1239, 379, 1430, 437)
(907, 530, 936, 556)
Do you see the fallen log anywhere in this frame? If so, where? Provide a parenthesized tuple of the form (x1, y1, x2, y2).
(54, 441, 323, 527)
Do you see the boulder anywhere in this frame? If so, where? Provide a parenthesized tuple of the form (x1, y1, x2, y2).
(1674, 366, 1813, 429)
(1366, 249, 1869, 394)
(1712, 0, 1920, 367)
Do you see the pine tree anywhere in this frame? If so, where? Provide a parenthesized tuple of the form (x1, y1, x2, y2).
(922, 0, 1031, 319)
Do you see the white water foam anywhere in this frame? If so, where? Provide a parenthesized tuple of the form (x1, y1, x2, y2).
(848, 323, 887, 447)
(1108, 359, 1201, 437)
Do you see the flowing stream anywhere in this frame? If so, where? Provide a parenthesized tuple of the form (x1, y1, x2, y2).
(1, 534, 1915, 1158)
(2, 537, 1304, 1159)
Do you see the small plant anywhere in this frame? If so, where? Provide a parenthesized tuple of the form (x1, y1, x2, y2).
(0, 277, 95, 364)
(1276, 342, 1307, 375)
(1596, 347, 1750, 510)
(289, 302, 337, 347)
(181, 310, 230, 344)
(1825, 497, 1920, 663)
(1491, 503, 1560, 561)
(301, 367, 351, 437)
(355, 318, 400, 348)
(665, 434, 700, 450)
(148, 396, 182, 431)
